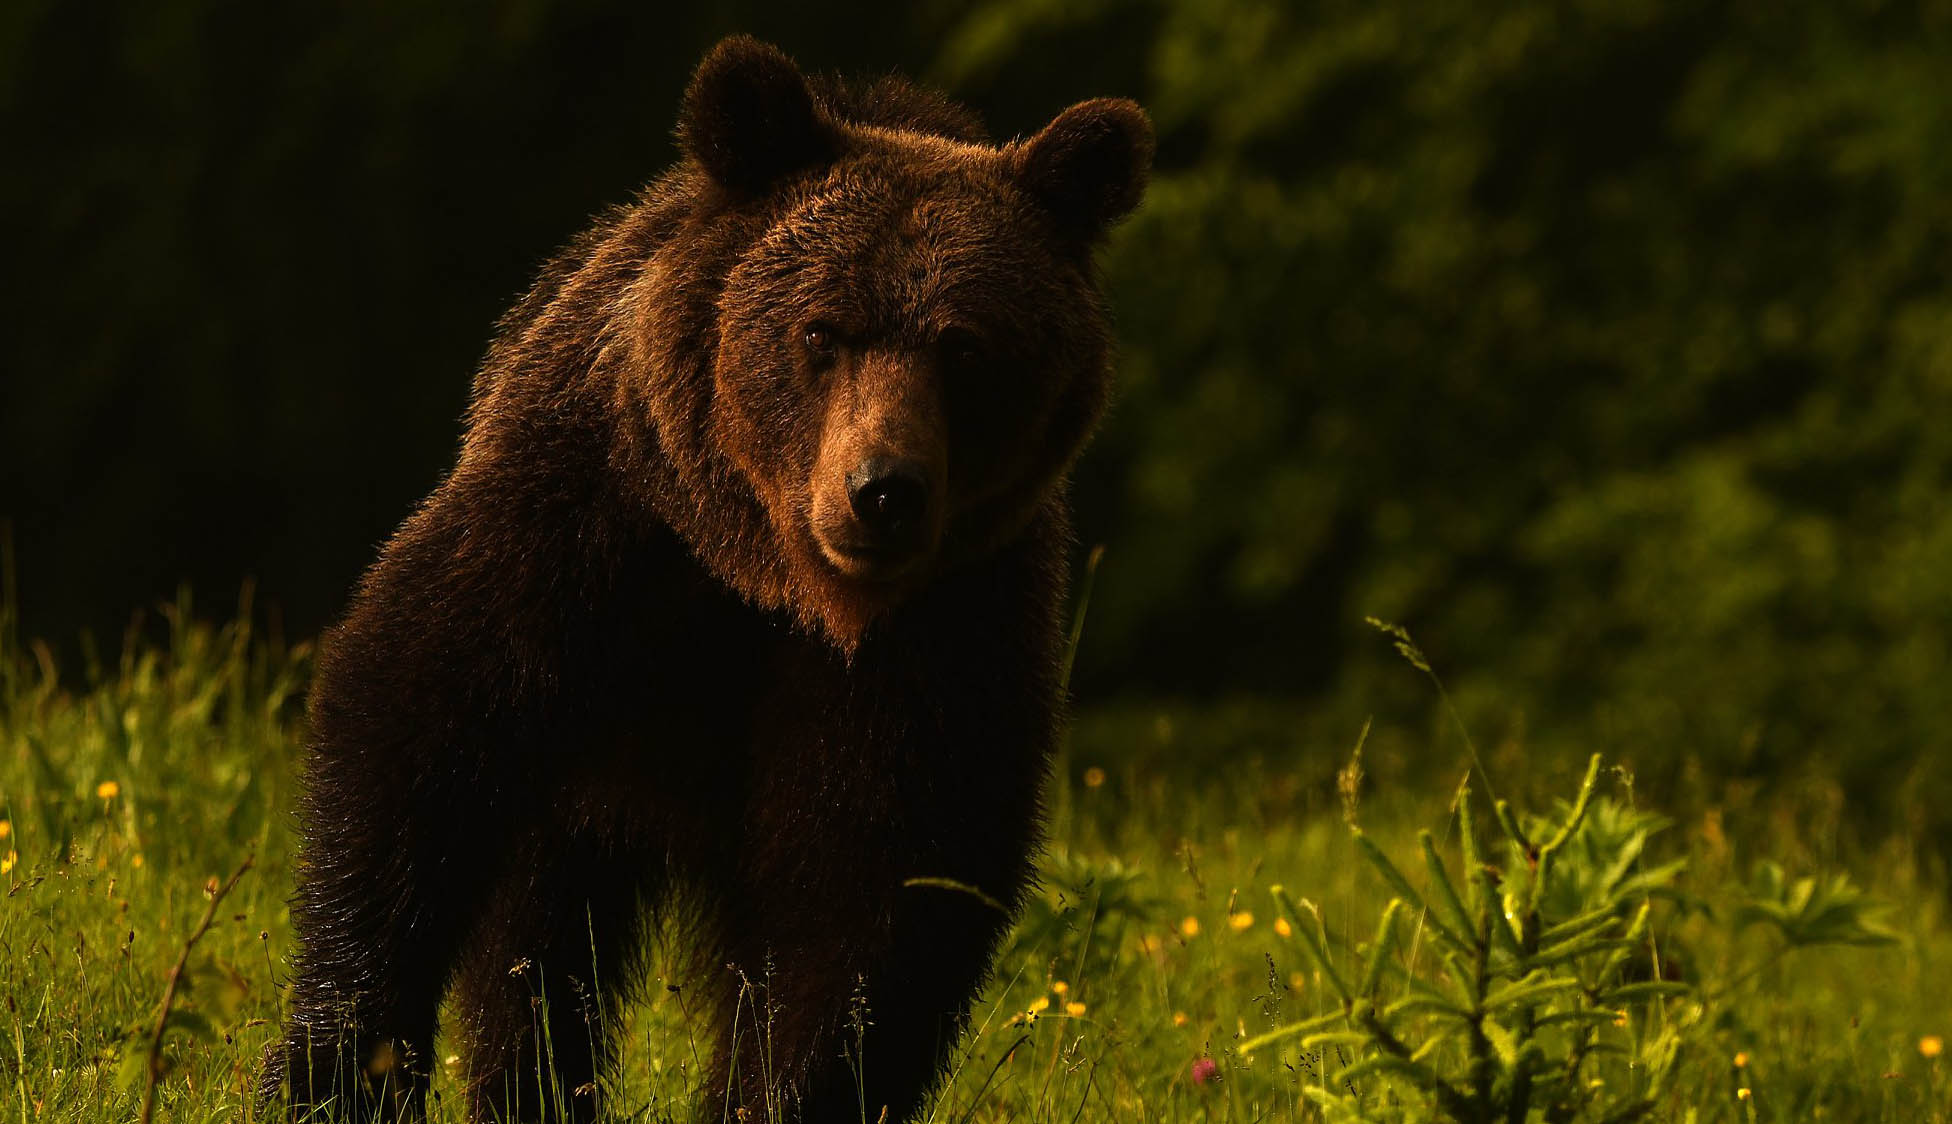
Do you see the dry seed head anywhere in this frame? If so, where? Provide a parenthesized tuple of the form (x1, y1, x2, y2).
(1338, 718, 1370, 826)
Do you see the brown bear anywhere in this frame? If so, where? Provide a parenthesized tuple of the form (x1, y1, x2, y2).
(261, 36, 1150, 1124)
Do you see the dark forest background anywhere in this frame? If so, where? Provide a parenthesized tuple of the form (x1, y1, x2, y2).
(5, 1, 1951, 830)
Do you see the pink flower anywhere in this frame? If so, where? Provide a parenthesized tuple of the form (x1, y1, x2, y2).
(1190, 1057, 1220, 1087)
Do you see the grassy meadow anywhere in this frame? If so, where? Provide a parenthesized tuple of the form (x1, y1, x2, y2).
(2, 592, 1948, 1123)
(10, 3, 1952, 1121)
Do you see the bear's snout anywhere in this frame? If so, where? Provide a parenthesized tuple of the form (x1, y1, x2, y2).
(805, 352, 948, 586)
(846, 456, 930, 541)
(816, 451, 939, 583)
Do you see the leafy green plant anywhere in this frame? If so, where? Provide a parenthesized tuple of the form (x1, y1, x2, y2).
(1245, 756, 1689, 1123)
(1736, 862, 1898, 952)
(1228, 624, 1904, 1122)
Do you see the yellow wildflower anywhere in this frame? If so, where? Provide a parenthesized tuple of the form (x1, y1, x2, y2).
(1288, 972, 1306, 993)
(1065, 1001, 1087, 1017)
(1921, 1036, 1944, 1059)
(131, 854, 143, 868)
(1, 850, 15, 875)
(1026, 996, 1050, 1016)
(1180, 916, 1201, 938)
(1734, 1052, 1749, 1068)
(0, 820, 11, 839)
(1229, 911, 1254, 932)
(1737, 1088, 1752, 1101)
(1082, 767, 1107, 789)
(96, 780, 120, 800)
(1051, 980, 1069, 996)
(1273, 916, 1292, 938)
(1172, 1011, 1189, 1028)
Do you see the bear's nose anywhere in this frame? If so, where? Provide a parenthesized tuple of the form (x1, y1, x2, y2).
(846, 458, 930, 539)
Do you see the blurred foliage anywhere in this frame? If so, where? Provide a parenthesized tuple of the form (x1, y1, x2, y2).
(7, 2, 1952, 833)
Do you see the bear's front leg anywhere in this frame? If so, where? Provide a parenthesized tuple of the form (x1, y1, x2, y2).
(262, 762, 491, 1121)
(828, 885, 1023, 1124)
(449, 832, 655, 1124)
(706, 857, 1026, 1124)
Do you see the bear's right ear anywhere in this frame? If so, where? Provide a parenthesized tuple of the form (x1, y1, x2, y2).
(679, 37, 837, 196)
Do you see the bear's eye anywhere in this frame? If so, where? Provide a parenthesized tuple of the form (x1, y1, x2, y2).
(937, 327, 988, 372)
(803, 323, 838, 362)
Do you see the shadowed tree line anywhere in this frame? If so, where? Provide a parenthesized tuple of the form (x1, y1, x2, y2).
(6, 0, 1951, 829)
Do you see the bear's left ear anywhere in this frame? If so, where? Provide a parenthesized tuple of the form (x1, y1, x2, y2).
(1011, 98, 1154, 241)
(678, 36, 838, 196)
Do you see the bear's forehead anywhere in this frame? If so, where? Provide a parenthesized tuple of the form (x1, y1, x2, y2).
(757, 201, 1035, 322)
(730, 142, 1072, 336)
(813, 170, 1015, 233)
(757, 160, 1038, 281)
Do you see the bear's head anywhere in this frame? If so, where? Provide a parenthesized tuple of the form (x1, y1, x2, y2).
(634, 37, 1151, 647)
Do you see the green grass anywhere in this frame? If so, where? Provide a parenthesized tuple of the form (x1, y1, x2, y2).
(2, 598, 1948, 1121)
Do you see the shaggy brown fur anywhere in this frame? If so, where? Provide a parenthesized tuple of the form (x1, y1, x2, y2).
(261, 37, 1150, 1124)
